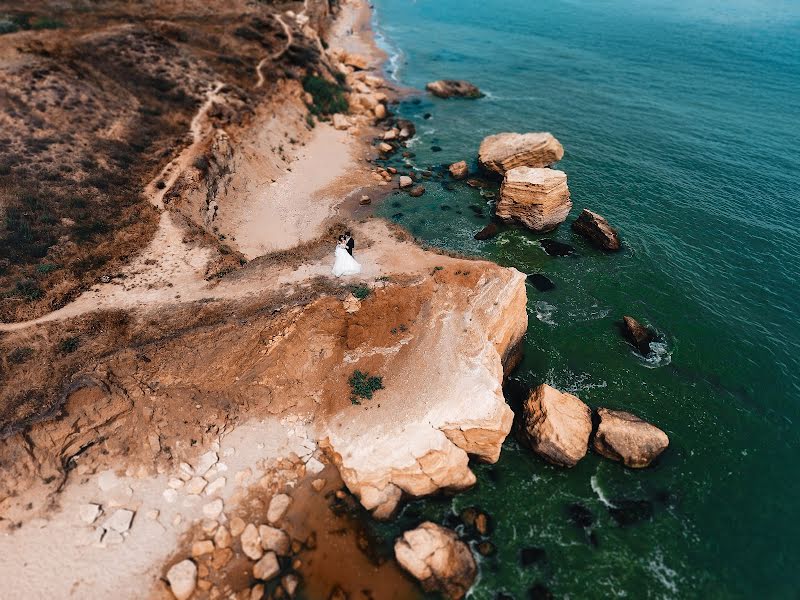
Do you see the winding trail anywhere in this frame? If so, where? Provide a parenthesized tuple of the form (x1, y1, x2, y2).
(256, 15, 293, 88)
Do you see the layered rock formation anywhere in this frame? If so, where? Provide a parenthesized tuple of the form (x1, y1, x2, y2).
(593, 408, 669, 468)
(572, 209, 621, 251)
(394, 522, 477, 600)
(478, 132, 564, 176)
(522, 384, 592, 467)
(621, 315, 657, 355)
(497, 167, 572, 232)
(425, 80, 483, 99)
(321, 260, 528, 519)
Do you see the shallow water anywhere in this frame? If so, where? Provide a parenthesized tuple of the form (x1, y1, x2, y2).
(369, 0, 800, 597)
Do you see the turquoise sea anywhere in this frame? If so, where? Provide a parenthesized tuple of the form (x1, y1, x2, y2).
(369, 0, 800, 597)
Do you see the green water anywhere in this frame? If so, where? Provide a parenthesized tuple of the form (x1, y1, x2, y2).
(368, 0, 800, 597)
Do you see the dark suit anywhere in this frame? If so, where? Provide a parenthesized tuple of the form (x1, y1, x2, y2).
(346, 236, 355, 256)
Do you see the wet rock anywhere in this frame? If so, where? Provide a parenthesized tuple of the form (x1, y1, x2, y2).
(399, 175, 413, 188)
(522, 384, 591, 467)
(459, 507, 491, 535)
(259, 525, 291, 555)
(241, 523, 263, 560)
(520, 547, 547, 567)
(394, 522, 477, 599)
(253, 551, 280, 580)
(359, 195, 371, 205)
(442, 182, 457, 192)
(477, 541, 496, 556)
(539, 239, 575, 257)
(378, 142, 394, 154)
(267, 493, 292, 524)
(167, 559, 197, 600)
(567, 503, 594, 528)
(593, 408, 669, 468)
(474, 223, 499, 241)
(479, 132, 564, 176)
(449, 161, 469, 179)
(571, 209, 621, 251)
(283, 574, 300, 597)
(608, 499, 654, 526)
(497, 168, 571, 232)
(329, 586, 348, 600)
(529, 583, 554, 599)
(424, 113, 432, 119)
(527, 274, 555, 292)
(426, 80, 483, 99)
(409, 186, 426, 197)
(396, 119, 416, 140)
(620, 316, 657, 355)
(431, 145, 443, 152)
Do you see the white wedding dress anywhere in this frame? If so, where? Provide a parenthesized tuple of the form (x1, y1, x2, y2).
(332, 244, 361, 277)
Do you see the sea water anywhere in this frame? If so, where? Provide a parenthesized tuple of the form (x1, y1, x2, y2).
(370, 0, 800, 597)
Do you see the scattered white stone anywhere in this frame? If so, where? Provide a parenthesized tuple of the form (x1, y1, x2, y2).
(259, 525, 290, 555)
(147, 509, 160, 520)
(79, 503, 101, 524)
(202, 499, 224, 519)
(214, 525, 232, 549)
(97, 470, 119, 492)
(76, 526, 104, 546)
(241, 523, 263, 560)
(201, 519, 219, 535)
(163, 488, 178, 503)
(103, 530, 124, 545)
(185, 477, 208, 495)
(168, 478, 185, 489)
(205, 477, 226, 496)
(193, 451, 218, 477)
(399, 175, 413, 188)
(267, 494, 291, 524)
(104, 508, 134, 533)
(191, 540, 215, 557)
(167, 559, 197, 600)
(178, 462, 194, 481)
(305, 457, 325, 475)
(253, 552, 280, 581)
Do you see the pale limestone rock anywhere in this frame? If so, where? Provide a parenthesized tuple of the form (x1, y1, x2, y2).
(343, 295, 361, 313)
(103, 530, 124, 545)
(378, 142, 393, 154)
(259, 525, 291, 555)
(185, 476, 208, 495)
(201, 519, 219, 535)
(205, 477, 226, 496)
(103, 509, 134, 533)
(449, 161, 468, 180)
(253, 552, 280, 580)
(399, 175, 413, 188)
(593, 408, 669, 468)
(395, 522, 476, 599)
(267, 494, 291, 524)
(374, 103, 387, 120)
(214, 525, 231, 549)
(241, 523, 263, 560)
(79, 503, 101, 524)
(193, 451, 218, 477)
(497, 167, 572, 232)
(166, 559, 197, 600)
(163, 488, 178, 503)
(478, 132, 564, 175)
(305, 456, 325, 474)
(202, 498, 224, 519)
(168, 478, 184, 489)
(230, 516, 246, 537)
(191, 540, 215, 557)
(332, 114, 350, 131)
(522, 384, 591, 467)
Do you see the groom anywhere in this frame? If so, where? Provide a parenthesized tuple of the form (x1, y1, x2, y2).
(344, 231, 355, 256)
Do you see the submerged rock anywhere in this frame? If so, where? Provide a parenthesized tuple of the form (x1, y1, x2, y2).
(527, 273, 555, 292)
(409, 186, 426, 197)
(566, 503, 594, 528)
(426, 80, 483, 99)
(520, 547, 547, 567)
(478, 132, 564, 176)
(608, 499, 654, 526)
(620, 315, 657, 355)
(593, 408, 669, 468)
(394, 522, 477, 599)
(474, 223, 500, 241)
(539, 239, 575, 257)
(522, 384, 592, 467)
(571, 209, 621, 251)
(497, 167, 572, 233)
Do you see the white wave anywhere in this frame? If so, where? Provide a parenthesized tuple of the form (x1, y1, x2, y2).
(641, 340, 672, 368)
(590, 475, 617, 508)
(646, 549, 680, 596)
(534, 300, 557, 325)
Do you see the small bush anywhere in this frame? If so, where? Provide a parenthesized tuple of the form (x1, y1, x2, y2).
(36, 263, 60, 274)
(16, 278, 42, 301)
(59, 336, 80, 354)
(30, 16, 65, 30)
(302, 74, 347, 116)
(349, 370, 384, 405)
(8, 347, 34, 364)
(350, 285, 370, 300)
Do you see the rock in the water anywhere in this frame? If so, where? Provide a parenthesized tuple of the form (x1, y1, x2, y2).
(478, 132, 564, 176)
(571, 209, 621, 251)
(253, 551, 280, 580)
(103, 508, 134, 533)
(520, 547, 547, 567)
(167, 559, 197, 600)
(497, 167, 571, 233)
(539, 239, 575, 257)
(241, 523, 263, 560)
(409, 186, 426, 197)
(396, 119, 416, 140)
(267, 494, 291, 524)
(522, 384, 591, 467)
(527, 274, 555, 292)
(449, 161, 469, 180)
(567, 503, 594, 528)
(425, 80, 483, 99)
(399, 175, 413, 188)
(620, 315, 657, 355)
(474, 223, 499, 241)
(593, 408, 669, 468)
(608, 499, 654, 526)
(394, 522, 477, 599)
(359, 195, 371, 205)
(259, 525, 291, 555)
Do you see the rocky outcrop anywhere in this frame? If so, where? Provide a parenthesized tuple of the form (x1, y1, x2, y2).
(394, 522, 477, 600)
(321, 260, 528, 519)
(621, 316, 656, 355)
(571, 209, 621, 251)
(449, 161, 468, 179)
(478, 132, 564, 176)
(593, 408, 669, 468)
(425, 80, 483, 99)
(474, 223, 499, 241)
(522, 384, 591, 467)
(497, 167, 572, 232)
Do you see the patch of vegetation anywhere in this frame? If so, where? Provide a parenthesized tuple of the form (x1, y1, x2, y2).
(15, 278, 43, 301)
(8, 346, 34, 364)
(302, 74, 348, 116)
(36, 263, 60, 274)
(59, 336, 80, 354)
(349, 370, 384, 405)
(350, 285, 371, 300)
(0, 14, 65, 34)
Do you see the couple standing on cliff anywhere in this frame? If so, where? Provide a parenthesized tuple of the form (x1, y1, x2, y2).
(332, 230, 361, 277)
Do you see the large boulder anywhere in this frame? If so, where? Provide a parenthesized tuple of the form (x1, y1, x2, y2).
(621, 316, 656, 355)
(522, 384, 591, 467)
(394, 522, 477, 599)
(497, 167, 572, 232)
(593, 408, 669, 468)
(166, 559, 197, 600)
(571, 209, 621, 251)
(478, 132, 564, 176)
(425, 80, 483, 99)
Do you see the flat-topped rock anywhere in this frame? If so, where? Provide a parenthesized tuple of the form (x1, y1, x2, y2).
(478, 132, 564, 176)
(522, 384, 591, 467)
(395, 522, 476, 599)
(425, 80, 483, 99)
(572, 209, 621, 251)
(497, 167, 572, 232)
(593, 408, 669, 468)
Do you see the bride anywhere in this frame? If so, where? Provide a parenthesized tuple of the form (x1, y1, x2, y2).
(332, 235, 361, 277)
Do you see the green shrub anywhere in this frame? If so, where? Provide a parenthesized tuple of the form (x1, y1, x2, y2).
(36, 263, 60, 274)
(302, 74, 347, 116)
(59, 336, 80, 353)
(350, 285, 371, 300)
(16, 278, 42, 301)
(8, 347, 34, 364)
(349, 370, 383, 405)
